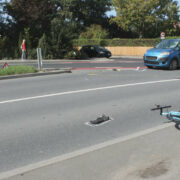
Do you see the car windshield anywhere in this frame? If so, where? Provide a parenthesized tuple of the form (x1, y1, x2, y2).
(155, 40, 180, 49)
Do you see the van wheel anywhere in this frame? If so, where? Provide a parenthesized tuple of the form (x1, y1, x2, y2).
(169, 59, 178, 70)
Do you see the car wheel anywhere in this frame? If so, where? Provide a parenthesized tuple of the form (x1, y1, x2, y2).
(169, 59, 178, 70)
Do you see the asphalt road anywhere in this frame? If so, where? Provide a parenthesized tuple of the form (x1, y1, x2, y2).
(0, 58, 180, 178)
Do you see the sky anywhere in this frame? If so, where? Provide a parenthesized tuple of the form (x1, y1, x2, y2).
(106, 9, 116, 17)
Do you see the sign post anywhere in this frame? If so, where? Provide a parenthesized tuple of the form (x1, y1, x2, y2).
(37, 48, 43, 70)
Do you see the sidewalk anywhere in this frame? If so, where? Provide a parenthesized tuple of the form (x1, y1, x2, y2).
(0, 56, 143, 63)
(2, 123, 180, 180)
(0, 56, 143, 80)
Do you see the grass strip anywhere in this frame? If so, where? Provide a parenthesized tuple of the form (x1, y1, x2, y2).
(0, 66, 38, 76)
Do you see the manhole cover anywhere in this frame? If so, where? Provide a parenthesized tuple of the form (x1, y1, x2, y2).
(86, 114, 113, 127)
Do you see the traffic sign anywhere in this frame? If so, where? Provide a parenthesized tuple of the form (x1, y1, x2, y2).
(160, 32, 166, 39)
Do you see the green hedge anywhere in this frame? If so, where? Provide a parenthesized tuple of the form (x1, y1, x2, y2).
(74, 37, 180, 47)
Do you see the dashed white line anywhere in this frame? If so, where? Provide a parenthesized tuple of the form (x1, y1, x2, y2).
(0, 79, 179, 104)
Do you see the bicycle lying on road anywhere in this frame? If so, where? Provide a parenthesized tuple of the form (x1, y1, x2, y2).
(151, 105, 180, 125)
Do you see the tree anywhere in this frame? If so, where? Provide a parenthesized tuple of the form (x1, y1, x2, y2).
(111, 0, 179, 38)
(4, 0, 58, 51)
(6, 0, 55, 32)
(157, 0, 180, 36)
(0, 0, 3, 33)
(0, 0, 7, 37)
(70, 0, 111, 28)
(6, 0, 111, 37)
(2, 0, 112, 59)
(102, 17, 135, 38)
(39, 17, 76, 59)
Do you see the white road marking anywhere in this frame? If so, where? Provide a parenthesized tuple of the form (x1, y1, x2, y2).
(0, 123, 173, 180)
(0, 79, 179, 104)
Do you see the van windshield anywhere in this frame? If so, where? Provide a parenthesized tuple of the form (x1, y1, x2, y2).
(155, 40, 180, 49)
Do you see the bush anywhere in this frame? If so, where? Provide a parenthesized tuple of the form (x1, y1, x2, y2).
(73, 37, 180, 47)
(27, 49, 37, 59)
(64, 50, 79, 59)
(64, 49, 89, 59)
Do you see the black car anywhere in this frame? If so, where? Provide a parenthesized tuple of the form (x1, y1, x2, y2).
(80, 45, 111, 58)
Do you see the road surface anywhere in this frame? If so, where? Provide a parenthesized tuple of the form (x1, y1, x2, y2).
(0, 58, 180, 179)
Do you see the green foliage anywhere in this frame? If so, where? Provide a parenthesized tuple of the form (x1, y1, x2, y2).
(111, 0, 180, 37)
(79, 24, 109, 39)
(64, 50, 78, 59)
(27, 49, 37, 59)
(0, 36, 15, 59)
(0, 1, 7, 37)
(70, 0, 111, 27)
(6, 0, 54, 35)
(64, 49, 80, 59)
(38, 17, 76, 59)
(24, 28, 31, 51)
(38, 33, 49, 59)
(0, 66, 37, 76)
(18, 32, 23, 56)
(50, 18, 72, 58)
(1, 0, 180, 59)
(3, 0, 111, 56)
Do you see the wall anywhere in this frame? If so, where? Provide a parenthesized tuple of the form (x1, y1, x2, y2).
(105, 46, 153, 56)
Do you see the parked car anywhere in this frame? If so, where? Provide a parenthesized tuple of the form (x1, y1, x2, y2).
(144, 39, 180, 70)
(80, 45, 112, 58)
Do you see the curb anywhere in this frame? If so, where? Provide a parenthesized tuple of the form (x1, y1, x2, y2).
(0, 69, 72, 80)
